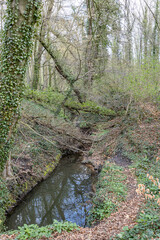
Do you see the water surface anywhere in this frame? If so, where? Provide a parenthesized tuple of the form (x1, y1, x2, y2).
(6, 156, 93, 230)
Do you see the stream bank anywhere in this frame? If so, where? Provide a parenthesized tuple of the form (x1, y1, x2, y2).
(1, 99, 160, 239)
(2, 100, 94, 229)
(6, 154, 96, 230)
(1, 155, 145, 240)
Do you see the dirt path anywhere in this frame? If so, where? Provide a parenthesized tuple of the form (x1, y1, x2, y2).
(1, 156, 144, 240)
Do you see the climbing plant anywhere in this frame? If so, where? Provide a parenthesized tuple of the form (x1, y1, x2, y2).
(0, 0, 41, 173)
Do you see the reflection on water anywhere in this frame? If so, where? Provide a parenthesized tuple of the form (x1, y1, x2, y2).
(6, 157, 93, 230)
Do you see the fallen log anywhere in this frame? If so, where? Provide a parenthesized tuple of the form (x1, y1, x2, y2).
(25, 89, 116, 117)
(64, 100, 116, 117)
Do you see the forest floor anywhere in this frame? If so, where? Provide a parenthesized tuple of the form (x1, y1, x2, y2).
(1, 100, 160, 239)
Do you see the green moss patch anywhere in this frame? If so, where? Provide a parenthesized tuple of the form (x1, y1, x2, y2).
(25, 88, 116, 117)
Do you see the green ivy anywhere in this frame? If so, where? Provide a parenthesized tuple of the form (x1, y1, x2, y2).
(0, 0, 41, 172)
(0, 177, 11, 231)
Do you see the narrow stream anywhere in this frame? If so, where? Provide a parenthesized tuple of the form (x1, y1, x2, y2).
(6, 155, 94, 230)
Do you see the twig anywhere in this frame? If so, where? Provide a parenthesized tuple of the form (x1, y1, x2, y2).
(125, 94, 133, 116)
(20, 121, 86, 153)
(20, 121, 57, 147)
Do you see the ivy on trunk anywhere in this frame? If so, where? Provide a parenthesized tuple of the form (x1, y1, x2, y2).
(0, 0, 41, 173)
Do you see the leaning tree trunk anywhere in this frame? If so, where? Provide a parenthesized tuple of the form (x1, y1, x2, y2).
(38, 36, 84, 103)
(0, 0, 41, 174)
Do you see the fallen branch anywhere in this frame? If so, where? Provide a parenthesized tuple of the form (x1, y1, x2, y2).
(20, 121, 87, 153)
(20, 121, 57, 147)
(64, 100, 116, 117)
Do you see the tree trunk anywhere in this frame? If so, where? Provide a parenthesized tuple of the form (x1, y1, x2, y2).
(32, 40, 43, 89)
(152, 0, 159, 60)
(32, 0, 54, 90)
(143, 7, 148, 59)
(3, 153, 13, 179)
(84, 0, 95, 87)
(0, 0, 41, 174)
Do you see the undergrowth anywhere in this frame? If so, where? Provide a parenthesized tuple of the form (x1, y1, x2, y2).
(114, 214, 160, 240)
(87, 162, 127, 224)
(0, 178, 11, 231)
(114, 124, 160, 239)
(3, 220, 79, 240)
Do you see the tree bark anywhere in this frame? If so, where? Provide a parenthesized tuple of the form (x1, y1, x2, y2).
(0, 0, 41, 174)
(85, 0, 95, 87)
(32, 39, 43, 89)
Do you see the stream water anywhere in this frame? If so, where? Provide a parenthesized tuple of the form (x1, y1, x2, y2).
(6, 155, 94, 230)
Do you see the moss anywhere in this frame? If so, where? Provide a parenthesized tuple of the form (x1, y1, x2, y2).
(65, 99, 116, 116)
(43, 154, 61, 177)
(25, 88, 116, 117)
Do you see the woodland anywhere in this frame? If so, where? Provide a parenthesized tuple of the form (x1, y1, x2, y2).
(0, 0, 160, 239)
